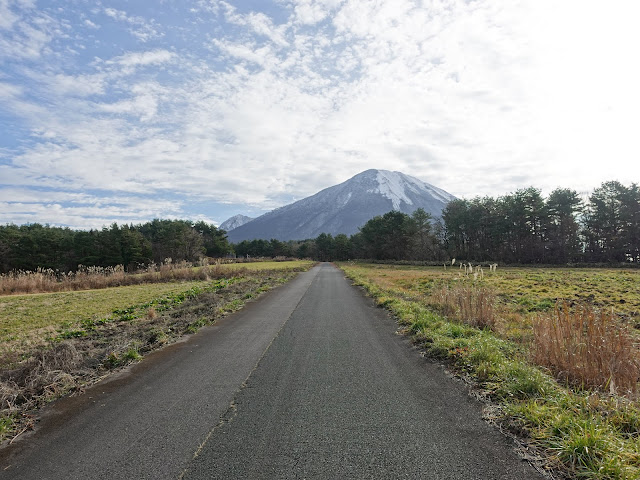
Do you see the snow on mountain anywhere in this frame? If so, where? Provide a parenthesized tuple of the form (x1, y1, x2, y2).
(227, 169, 456, 242)
(220, 214, 254, 232)
(372, 170, 454, 209)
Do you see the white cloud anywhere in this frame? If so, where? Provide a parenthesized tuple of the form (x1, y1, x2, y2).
(98, 95, 158, 121)
(50, 73, 106, 96)
(0, 187, 185, 229)
(0, 81, 22, 99)
(0, 7, 59, 60)
(109, 49, 175, 69)
(103, 6, 162, 42)
(0, 0, 20, 30)
(288, 0, 343, 25)
(2, 0, 639, 229)
(245, 12, 289, 47)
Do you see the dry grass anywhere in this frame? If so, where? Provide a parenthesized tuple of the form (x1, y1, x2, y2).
(0, 262, 219, 296)
(0, 342, 83, 412)
(0, 260, 313, 296)
(430, 284, 497, 330)
(341, 263, 640, 396)
(532, 303, 640, 396)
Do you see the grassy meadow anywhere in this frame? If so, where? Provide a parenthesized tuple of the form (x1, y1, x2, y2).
(0, 260, 313, 443)
(0, 260, 313, 344)
(339, 262, 640, 479)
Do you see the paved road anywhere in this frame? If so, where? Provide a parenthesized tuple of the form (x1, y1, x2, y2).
(1, 263, 545, 479)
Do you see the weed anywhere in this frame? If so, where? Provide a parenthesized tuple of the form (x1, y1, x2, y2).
(0, 413, 15, 436)
(532, 303, 640, 395)
(146, 328, 168, 346)
(123, 346, 141, 362)
(185, 317, 209, 334)
(430, 283, 497, 330)
(104, 345, 141, 369)
(58, 329, 87, 339)
(496, 362, 556, 400)
(0, 260, 313, 296)
(548, 418, 619, 476)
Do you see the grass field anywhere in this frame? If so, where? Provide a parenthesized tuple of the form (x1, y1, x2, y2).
(0, 260, 313, 345)
(0, 281, 211, 344)
(339, 262, 640, 480)
(0, 260, 314, 443)
(344, 263, 640, 318)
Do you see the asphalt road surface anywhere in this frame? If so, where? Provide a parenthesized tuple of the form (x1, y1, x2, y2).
(1, 263, 546, 479)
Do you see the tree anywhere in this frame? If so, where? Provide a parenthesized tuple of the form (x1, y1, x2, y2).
(139, 219, 205, 263)
(194, 221, 230, 258)
(315, 233, 334, 261)
(409, 208, 437, 260)
(545, 188, 582, 263)
(583, 181, 626, 262)
(359, 211, 413, 260)
(333, 234, 351, 261)
(509, 188, 546, 263)
(441, 199, 470, 260)
(619, 183, 640, 263)
(120, 225, 152, 270)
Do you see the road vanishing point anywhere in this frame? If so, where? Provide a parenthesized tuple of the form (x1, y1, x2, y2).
(1, 263, 546, 479)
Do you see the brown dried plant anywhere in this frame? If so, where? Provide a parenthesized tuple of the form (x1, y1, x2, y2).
(430, 283, 496, 330)
(531, 303, 640, 396)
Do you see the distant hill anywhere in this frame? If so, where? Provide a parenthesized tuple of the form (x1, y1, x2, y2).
(220, 214, 254, 232)
(227, 169, 456, 242)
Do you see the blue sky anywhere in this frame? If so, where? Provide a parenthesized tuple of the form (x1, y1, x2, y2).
(1, 0, 639, 229)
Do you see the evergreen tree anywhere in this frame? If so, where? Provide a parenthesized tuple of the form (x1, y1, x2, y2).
(545, 188, 582, 263)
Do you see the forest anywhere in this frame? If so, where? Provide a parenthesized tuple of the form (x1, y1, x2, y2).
(0, 219, 229, 273)
(1, 180, 638, 273)
(235, 180, 640, 264)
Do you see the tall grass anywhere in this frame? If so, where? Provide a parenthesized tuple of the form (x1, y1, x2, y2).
(0, 261, 231, 296)
(532, 303, 640, 396)
(429, 283, 497, 330)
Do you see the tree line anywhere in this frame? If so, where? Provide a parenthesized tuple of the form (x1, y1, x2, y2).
(442, 181, 639, 264)
(0, 219, 230, 274)
(232, 180, 640, 264)
(1, 180, 638, 273)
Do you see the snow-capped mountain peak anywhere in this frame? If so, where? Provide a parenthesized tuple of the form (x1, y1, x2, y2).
(373, 170, 415, 209)
(227, 169, 456, 242)
(220, 214, 254, 232)
(365, 169, 454, 210)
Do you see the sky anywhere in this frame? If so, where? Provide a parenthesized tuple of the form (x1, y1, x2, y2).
(1, 0, 639, 229)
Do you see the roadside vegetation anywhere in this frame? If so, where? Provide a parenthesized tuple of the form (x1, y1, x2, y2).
(0, 260, 313, 445)
(340, 262, 640, 479)
(0, 258, 307, 296)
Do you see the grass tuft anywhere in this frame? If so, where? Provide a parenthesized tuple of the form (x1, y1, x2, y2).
(532, 303, 640, 395)
(430, 283, 497, 330)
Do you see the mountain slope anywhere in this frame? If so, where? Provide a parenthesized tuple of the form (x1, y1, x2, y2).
(220, 214, 254, 232)
(227, 169, 456, 242)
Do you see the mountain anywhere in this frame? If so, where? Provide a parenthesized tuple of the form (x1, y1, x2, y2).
(220, 214, 254, 232)
(227, 169, 456, 242)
